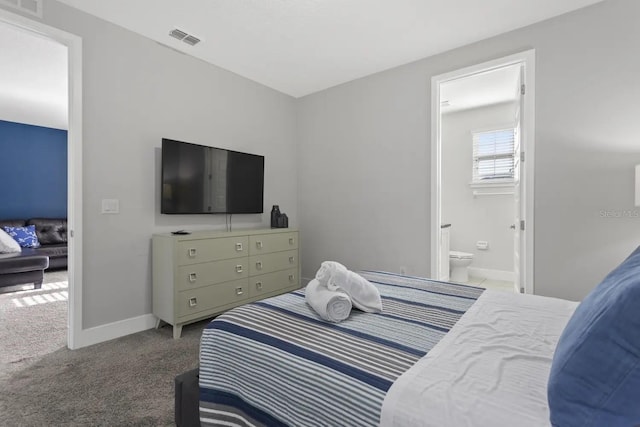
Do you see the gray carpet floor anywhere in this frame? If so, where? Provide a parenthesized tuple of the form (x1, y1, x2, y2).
(0, 272, 205, 426)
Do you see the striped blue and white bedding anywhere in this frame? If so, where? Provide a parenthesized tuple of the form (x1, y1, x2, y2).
(199, 271, 484, 427)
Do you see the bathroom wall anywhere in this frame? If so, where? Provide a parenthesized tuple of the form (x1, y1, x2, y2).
(441, 102, 516, 275)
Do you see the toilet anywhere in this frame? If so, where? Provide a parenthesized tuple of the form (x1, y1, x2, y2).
(449, 251, 474, 283)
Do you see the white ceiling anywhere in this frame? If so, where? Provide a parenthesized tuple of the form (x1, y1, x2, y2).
(0, 22, 68, 130)
(441, 64, 521, 113)
(56, 0, 604, 98)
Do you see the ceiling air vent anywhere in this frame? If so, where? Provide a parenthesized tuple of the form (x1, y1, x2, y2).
(0, 0, 42, 17)
(169, 29, 188, 41)
(168, 28, 201, 46)
(183, 35, 201, 46)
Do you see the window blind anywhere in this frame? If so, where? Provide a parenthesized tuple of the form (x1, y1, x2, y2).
(472, 128, 515, 182)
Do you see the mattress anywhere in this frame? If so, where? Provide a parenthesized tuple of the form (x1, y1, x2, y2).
(380, 289, 579, 427)
(199, 271, 484, 427)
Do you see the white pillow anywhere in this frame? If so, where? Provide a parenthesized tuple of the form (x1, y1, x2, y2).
(0, 228, 21, 253)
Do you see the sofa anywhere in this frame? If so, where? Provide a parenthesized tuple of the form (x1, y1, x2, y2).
(0, 218, 68, 290)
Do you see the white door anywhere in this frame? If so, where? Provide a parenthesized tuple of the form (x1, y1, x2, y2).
(512, 66, 524, 293)
(439, 225, 450, 281)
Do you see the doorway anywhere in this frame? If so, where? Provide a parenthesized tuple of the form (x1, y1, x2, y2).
(430, 51, 535, 294)
(0, 8, 83, 348)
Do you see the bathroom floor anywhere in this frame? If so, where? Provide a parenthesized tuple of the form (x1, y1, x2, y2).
(464, 277, 517, 293)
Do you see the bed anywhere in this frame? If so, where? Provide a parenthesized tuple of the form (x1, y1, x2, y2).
(198, 271, 575, 426)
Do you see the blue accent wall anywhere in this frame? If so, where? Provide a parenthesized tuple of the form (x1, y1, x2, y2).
(0, 120, 67, 219)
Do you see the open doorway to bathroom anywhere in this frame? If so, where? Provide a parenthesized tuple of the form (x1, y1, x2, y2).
(431, 51, 535, 294)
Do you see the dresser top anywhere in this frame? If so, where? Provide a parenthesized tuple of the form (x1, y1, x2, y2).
(153, 228, 297, 240)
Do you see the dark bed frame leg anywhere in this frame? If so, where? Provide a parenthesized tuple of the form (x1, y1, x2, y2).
(175, 368, 201, 427)
(34, 279, 43, 290)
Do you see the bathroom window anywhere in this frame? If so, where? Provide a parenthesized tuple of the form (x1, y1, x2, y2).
(471, 128, 516, 185)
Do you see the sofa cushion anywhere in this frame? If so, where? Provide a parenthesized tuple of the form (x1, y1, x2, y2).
(0, 253, 49, 274)
(0, 229, 21, 254)
(27, 218, 68, 245)
(548, 246, 640, 427)
(34, 244, 68, 258)
(0, 219, 26, 229)
(2, 225, 40, 248)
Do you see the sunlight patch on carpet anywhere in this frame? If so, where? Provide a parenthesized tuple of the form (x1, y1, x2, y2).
(11, 286, 69, 308)
(42, 281, 67, 290)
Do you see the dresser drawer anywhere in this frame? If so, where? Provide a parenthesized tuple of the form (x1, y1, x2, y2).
(176, 278, 249, 318)
(177, 236, 248, 265)
(249, 232, 298, 255)
(250, 268, 298, 298)
(176, 258, 248, 290)
(250, 249, 298, 276)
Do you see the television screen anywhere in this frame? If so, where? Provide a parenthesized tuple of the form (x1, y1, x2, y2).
(161, 139, 264, 214)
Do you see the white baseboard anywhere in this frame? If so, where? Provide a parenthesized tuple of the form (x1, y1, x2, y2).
(73, 277, 315, 349)
(71, 313, 156, 349)
(468, 267, 514, 282)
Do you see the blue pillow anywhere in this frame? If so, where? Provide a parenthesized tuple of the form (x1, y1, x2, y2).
(548, 246, 640, 427)
(2, 225, 40, 248)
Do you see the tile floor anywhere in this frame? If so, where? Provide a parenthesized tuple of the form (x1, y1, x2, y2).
(463, 276, 517, 293)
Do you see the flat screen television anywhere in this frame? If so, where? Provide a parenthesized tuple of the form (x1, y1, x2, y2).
(161, 138, 264, 214)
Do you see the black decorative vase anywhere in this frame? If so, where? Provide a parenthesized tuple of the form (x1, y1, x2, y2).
(270, 205, 281, 228)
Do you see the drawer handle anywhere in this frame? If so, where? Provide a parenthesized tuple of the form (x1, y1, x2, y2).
(188, 273, 197, 283)
(256, 281, 263, 290)
(289, 274, 295, 282)
(236, 287, 244, 296)
(289, 256, 295, 264)
(188, 248, 197, 258)
(256, 261, 263, 270)
(256, 241, 263, 249)
(189, 297, 197, 307)
(236, 242, 243, 252)
(289, 237, 294, 245)
(236, 265, 243, 273)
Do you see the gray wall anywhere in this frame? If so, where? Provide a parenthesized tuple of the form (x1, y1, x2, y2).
(3, 0, 638, 333)
(442, 103, 516, 273)
(2, 1, 298, 328)
(297, 0, 640, 301)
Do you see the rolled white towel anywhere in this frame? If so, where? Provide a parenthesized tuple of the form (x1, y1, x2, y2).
(315, 261, 348, 291)
(305, 279, 352, 323)
(329, 269, 383, 313)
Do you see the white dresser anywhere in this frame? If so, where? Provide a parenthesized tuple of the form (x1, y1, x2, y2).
(152, 228, 300, 338)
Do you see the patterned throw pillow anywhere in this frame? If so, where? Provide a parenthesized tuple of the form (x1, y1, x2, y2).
(2, 225, 41, 248)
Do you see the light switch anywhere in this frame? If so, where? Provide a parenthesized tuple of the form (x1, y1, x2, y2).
(101, 199, 120, 214)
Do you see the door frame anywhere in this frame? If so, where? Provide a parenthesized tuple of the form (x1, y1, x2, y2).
(0, 8, 84, 348)
(430, 50, 535, 294)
